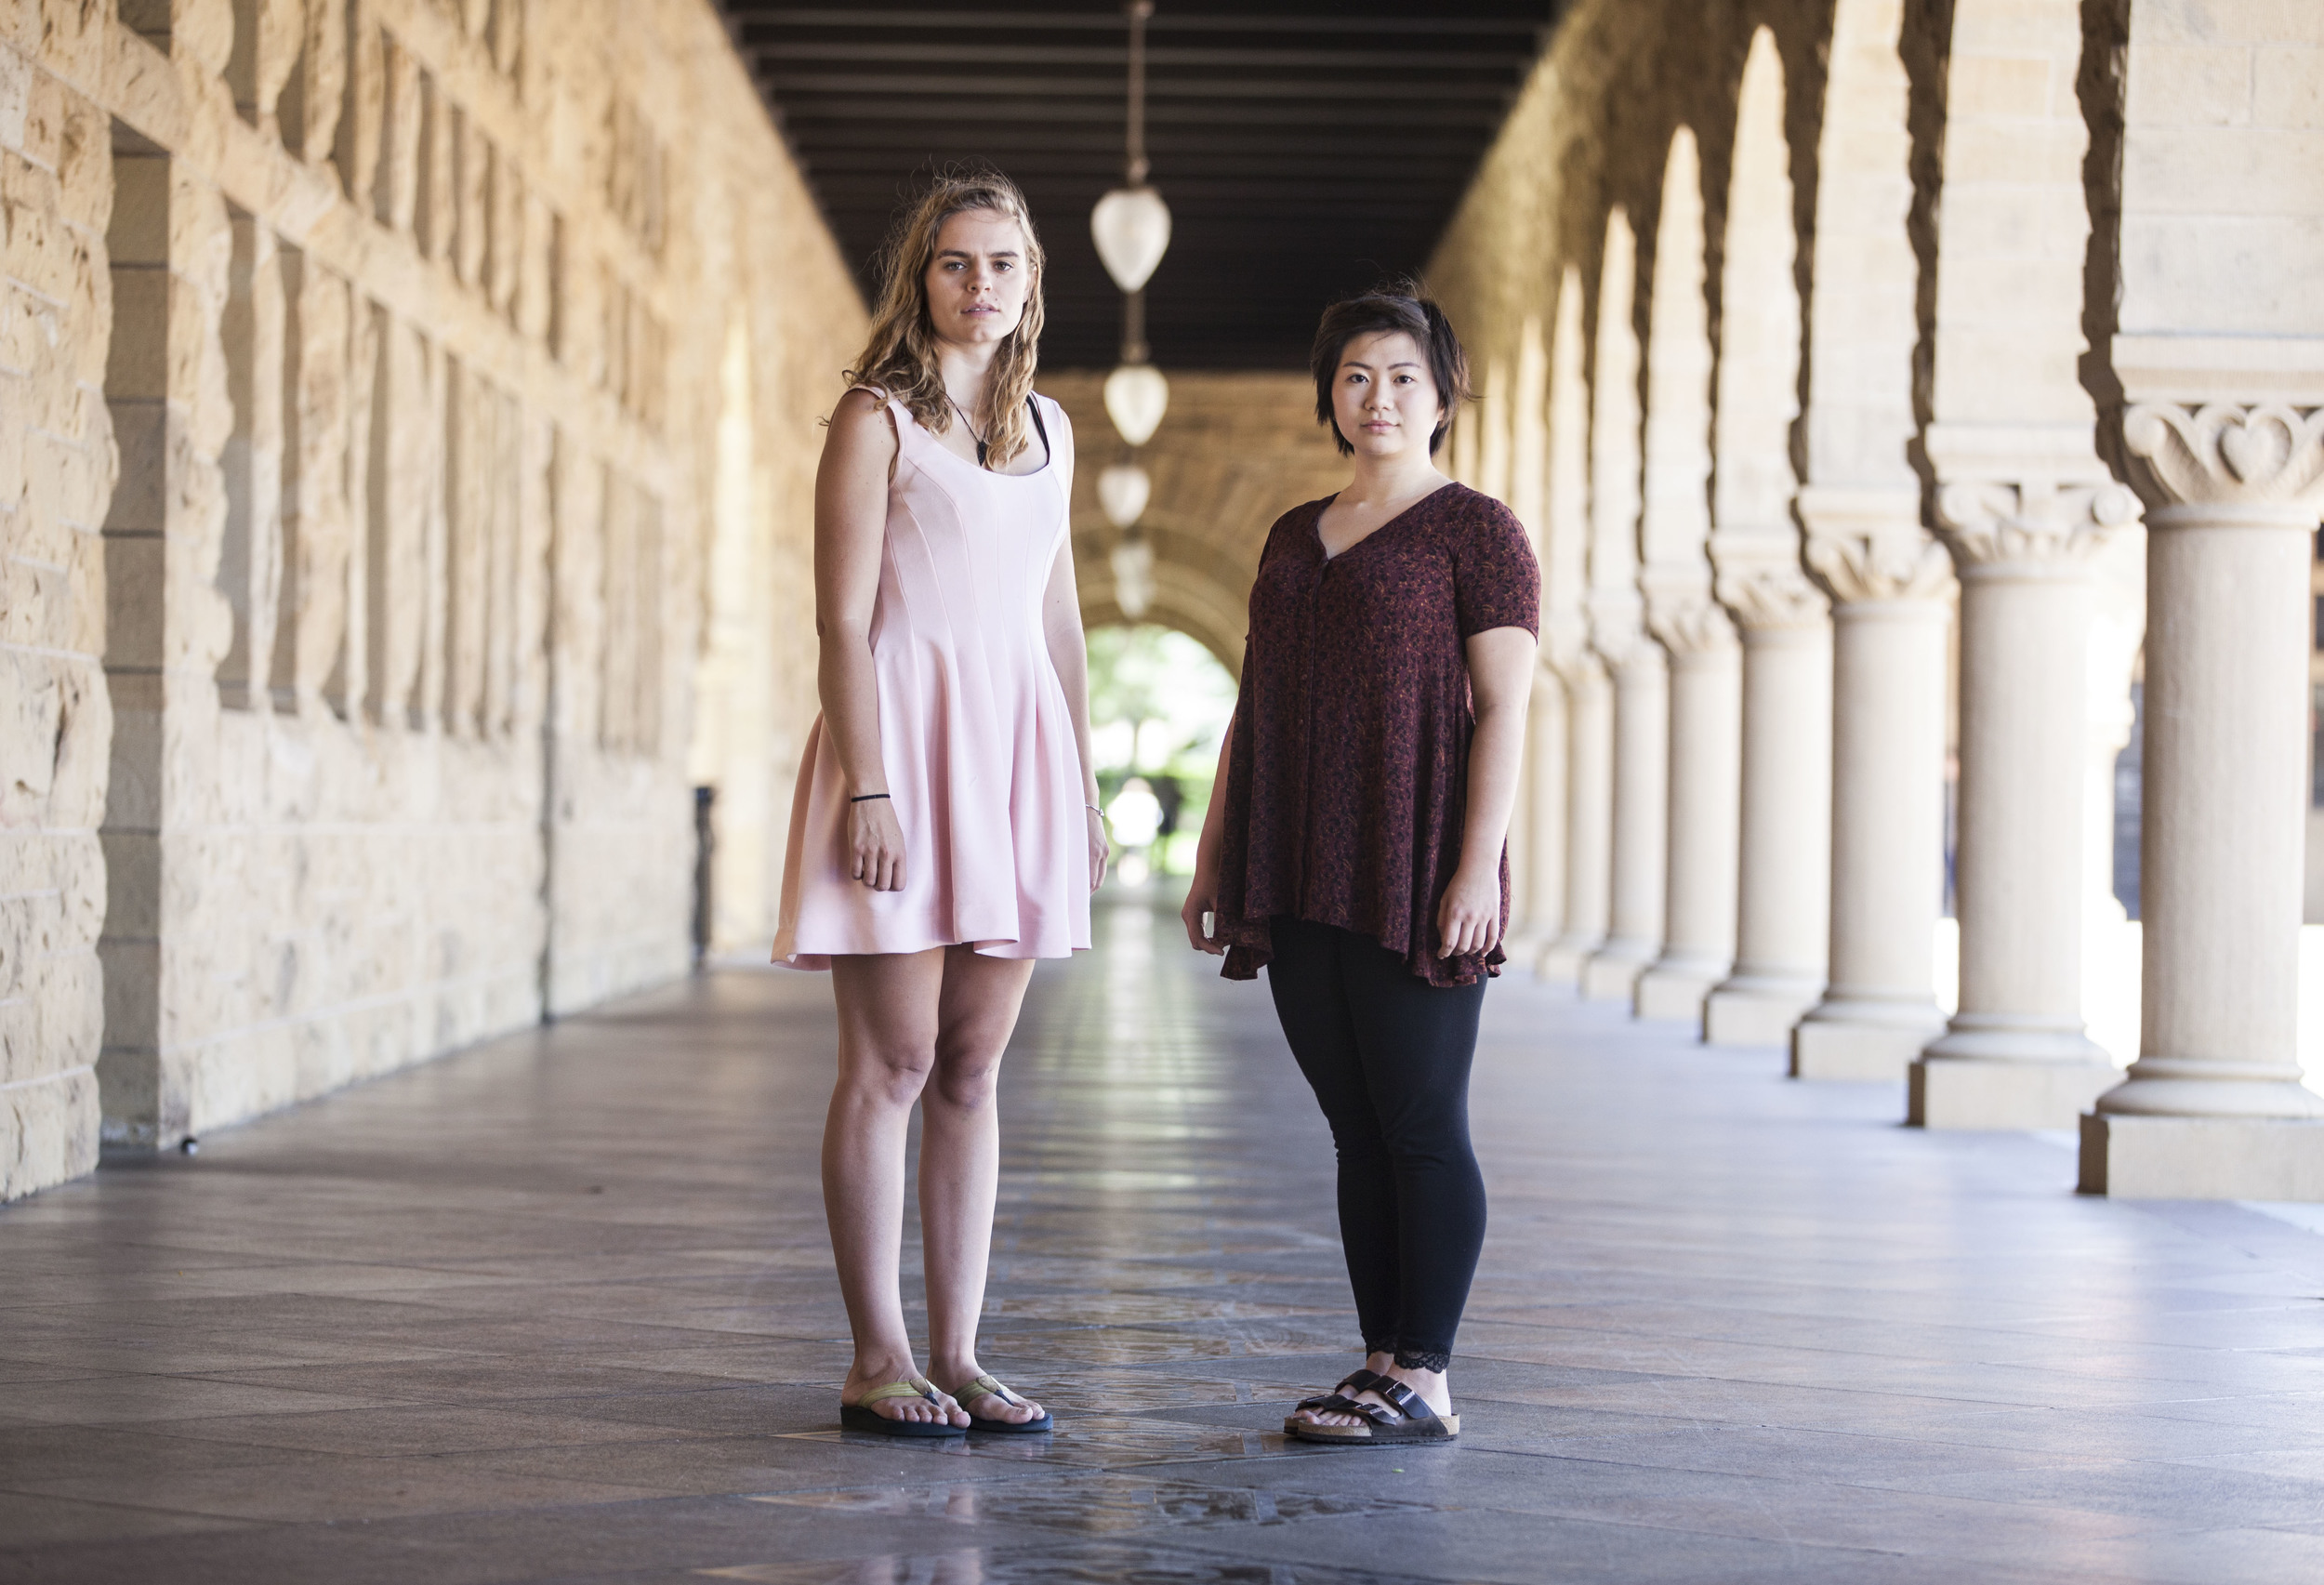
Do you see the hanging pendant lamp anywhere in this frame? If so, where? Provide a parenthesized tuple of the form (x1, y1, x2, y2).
(1098, 0, 1169, 451)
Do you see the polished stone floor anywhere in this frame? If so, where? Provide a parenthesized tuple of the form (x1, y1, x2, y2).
(5, 891, 2324, 1583)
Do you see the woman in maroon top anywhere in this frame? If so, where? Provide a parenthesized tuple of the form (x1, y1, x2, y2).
(1182, 288, 1538, 1445)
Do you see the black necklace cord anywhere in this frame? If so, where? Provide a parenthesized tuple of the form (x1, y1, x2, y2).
(849, 793, 891, 803)
(946, 394, 990, 465)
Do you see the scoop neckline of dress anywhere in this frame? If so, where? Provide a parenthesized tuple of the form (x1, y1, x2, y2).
(900, 399, 1055, 481)
(1314, 479, 1464, 561)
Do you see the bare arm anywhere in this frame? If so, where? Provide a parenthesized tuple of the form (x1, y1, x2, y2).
(1179, 715, 1235, 954)
(1039, 538, 1110, 891)
(1436, 626, 1538, 958)
(814, 389, 906, 891)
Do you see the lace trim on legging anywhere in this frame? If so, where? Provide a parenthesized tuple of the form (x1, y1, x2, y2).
(1393, 1347, 1450, 1373)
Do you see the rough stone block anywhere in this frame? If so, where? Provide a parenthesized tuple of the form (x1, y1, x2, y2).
(1, 1063, 99, 1199)
(15, 47, 60, 165)
(2128, 44, 2257, 127)
(2254, 47, 2324, 129)
(1947, 56, 2061, 121)
(2080, 1112, 2324, 1199)
(2134, 1, 2324, 47)
(0, 44, 28, 152)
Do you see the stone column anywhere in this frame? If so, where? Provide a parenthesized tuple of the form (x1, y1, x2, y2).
(1635, 587, 1739, 1020)
(1584, 626, 1668, 1001)
(2081, 403, 2324, 1198)
(1705, 562, 1832, 1047)
(1791, 487, 1953, 1079)
(1507, 671, 1569, 971)
(1540, 656, 1612, 983)
(1910, 434, 2141, 1127)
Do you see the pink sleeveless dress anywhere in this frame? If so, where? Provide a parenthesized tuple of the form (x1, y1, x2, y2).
(772, 392, 1092, 968)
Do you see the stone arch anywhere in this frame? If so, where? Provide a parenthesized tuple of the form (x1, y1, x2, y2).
(1634, 125, 1741, 1017)
(1700, 26, 1834, 1047)
(1641, 127, 1714, 581)
(1589, 207, 1644, 626)
(1510, 315, 1549, 546)
(1543, 263, 1611, 974)
(1079, 551, 1249, 683)
(1714, 28, 1800, 549)
(1800, 0, 1923, 519)
(1476, 354, 1512, 502)
(1583, 203, 1668, 993)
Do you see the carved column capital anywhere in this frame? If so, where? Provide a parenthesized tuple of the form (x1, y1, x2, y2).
(1710, 526, 1829, 633)
(1797, 484, 1954, 605)
(1640, 567, 1737, 657)
(1934, 477, 2142, 570)
(2121, 402, 2324, 512)
(1923, 422, 2140, 572)
(1542, 613, 1604, 686)
(1586, 588, 1657, 671)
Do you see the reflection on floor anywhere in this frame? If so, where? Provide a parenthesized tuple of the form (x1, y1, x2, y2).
(5, 892, 2324, 1584)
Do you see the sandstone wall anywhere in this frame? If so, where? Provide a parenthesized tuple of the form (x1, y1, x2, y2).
(1, 0, 863, 1195)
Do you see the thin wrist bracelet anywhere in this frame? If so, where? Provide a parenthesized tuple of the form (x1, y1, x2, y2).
(1087, 803, 1107, 818)
(850, 793, 891, 803)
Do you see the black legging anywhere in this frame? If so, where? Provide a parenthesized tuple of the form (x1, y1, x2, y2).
(1264, 917, 1487, 1372)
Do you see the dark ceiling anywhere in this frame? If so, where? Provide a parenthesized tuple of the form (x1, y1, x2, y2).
(714, 2, 1563, 369)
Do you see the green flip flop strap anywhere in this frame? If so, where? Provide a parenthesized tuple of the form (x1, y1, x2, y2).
(858, 1380, 938, 1407)
(953, 1373, 1018, 1408)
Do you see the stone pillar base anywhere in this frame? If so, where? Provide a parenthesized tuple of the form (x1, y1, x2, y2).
(1909, 1056, 2119, 1130)
(1582, 943, 1654, 1001)
(1537, 936, 1599, 986)
(1634, 960, 1724, 1023)
(2080, 1112, 2324, 1200)
(1704, 978, 1820, 1047)
(1790, 1007, 1942, 1081)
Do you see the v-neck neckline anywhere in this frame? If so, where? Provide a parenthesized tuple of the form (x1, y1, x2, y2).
(907, 401, 1053, 480)
(1314, 480, 1460, 562)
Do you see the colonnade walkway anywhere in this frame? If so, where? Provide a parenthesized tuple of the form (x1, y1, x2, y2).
(4, 891, 2323, 1584)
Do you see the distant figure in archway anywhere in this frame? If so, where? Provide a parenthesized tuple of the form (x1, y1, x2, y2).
(1183, 286, 1538, 1446)
(772, 172, 1109, 1437)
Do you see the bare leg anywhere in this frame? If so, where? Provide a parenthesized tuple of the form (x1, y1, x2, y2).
(922, 944, 1043, 1423)
(825, 948, 965, 1427)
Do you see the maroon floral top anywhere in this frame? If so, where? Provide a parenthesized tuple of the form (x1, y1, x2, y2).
(1214, 482, 1540, 987)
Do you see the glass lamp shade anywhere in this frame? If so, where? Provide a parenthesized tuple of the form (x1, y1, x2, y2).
(1090, 185, 1172, 293)
(1103, 363, 1169, 448)
(1096, 463, 1151, 531)
(1110, 535, 1156, 620)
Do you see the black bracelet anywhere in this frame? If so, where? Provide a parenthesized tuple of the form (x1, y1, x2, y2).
(850, 793, 891, 803)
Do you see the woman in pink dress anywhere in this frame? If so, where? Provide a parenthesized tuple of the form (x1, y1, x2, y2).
(773, 173, 1106, 1436)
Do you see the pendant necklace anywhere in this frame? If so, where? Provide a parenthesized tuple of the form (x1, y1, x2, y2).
(945, 395, 989, 466)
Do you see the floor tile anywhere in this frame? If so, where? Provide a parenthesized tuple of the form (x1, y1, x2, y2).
(3, 890, 2319, 1582)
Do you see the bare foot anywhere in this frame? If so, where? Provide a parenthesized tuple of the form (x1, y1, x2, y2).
(841, 1363, 969, 1427)
(930, 1361, 1045, 1425)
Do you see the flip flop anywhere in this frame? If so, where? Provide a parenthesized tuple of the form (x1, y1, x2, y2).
(838, 1377, 966, 1437)
(947, 1373, 1052, 1433)
(1283, 1368, 1384, 1434)
(1288, 1376, 1459, 1446)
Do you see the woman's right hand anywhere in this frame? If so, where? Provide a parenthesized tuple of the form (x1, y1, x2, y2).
(849, 797, 906, 892)
(1181, 871, 1224, 955)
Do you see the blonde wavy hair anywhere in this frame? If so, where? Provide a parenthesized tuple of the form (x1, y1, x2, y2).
(844, 170, 1048, 469)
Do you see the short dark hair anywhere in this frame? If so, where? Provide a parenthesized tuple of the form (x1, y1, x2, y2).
(1309, 284, 1473, 456)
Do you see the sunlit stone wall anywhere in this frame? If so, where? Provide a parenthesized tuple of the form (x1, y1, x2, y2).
(0, 0, 863, 1196)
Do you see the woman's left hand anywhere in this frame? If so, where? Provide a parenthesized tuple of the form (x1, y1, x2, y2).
(1435, 860, 1502, 960)
(1087, 807, 1111, 893)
